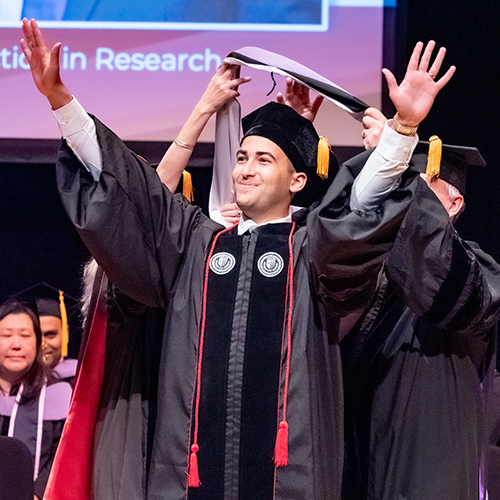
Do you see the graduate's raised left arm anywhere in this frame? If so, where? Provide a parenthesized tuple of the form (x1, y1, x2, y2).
(303, 39, 455, 323)
(351, 40, 455, 212)
(306, 150, 416, 323)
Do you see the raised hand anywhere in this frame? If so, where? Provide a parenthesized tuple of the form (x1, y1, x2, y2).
(382, 40, 456, 127)
(195, 63, 251, 116)
(20, 18, 72, 109)
(361, 107, 387, 149)
(277, 77, 324, 122)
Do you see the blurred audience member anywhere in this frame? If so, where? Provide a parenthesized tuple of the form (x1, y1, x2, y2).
(36, 291, 77, 384)
(13, 282, 78, 385)
(0, 300, 71, 499)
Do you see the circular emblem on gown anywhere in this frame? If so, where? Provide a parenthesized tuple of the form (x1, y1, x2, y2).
(210, 252, 236, 275)
(257, 252, 284, 278)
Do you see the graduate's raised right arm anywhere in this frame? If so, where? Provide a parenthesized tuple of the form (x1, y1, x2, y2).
(21, 18, 72, 110)
(21, 19, 102, 180)
(21, 19, 203, 308)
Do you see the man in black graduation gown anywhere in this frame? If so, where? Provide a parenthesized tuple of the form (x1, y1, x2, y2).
(342, 135, 500, 500)
(21, 19, 456, 500)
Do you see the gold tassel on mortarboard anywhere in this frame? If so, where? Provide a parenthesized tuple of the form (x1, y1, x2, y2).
(426, 135, 442, 178)
(58, 290, 69, 358)
(317, 136, 330, 180)
(182, 170, 194, 202)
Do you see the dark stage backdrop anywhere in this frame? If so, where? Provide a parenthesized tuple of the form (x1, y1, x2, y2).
(1, 0, 500, 356)
(0, 148, 90, 358)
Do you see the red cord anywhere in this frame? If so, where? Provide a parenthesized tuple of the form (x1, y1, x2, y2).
(188, 224, 236, 487)
(274, 222, 295, 467)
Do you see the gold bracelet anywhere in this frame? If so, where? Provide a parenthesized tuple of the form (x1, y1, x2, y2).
(388, 116, 418, 136)
(174, 138, 195, 151)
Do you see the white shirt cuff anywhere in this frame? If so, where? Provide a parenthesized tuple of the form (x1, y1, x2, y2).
(351, 122, 418, 212)
(53, 97, 102, 181)
(375, 122, 418, 163)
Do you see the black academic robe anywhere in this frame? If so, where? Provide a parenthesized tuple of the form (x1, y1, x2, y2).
(55, 119, 417, 500)
(341, 175, 500, 500)
(0, 380, 71, 499)
(90, 283, 165, 498)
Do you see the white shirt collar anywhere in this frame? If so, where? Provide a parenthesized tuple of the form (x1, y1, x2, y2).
(237, 206, 299, 235)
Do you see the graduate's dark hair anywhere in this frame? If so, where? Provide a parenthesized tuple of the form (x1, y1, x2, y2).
(0, 300, 53, 400)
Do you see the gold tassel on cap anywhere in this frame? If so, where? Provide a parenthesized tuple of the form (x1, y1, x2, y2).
(182, 170, 194, 202)
(59, 290, 69, 358)
(317, 136, 330, 180)
(426, 135, 442, 178)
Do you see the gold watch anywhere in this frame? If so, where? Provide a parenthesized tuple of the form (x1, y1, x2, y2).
(388, 116, 418, 136)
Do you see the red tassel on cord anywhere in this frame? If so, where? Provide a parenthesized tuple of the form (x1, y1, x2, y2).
(274, 421, 289, 467)
(188, 444, 201, 487)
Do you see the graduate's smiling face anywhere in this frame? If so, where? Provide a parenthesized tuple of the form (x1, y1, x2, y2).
(40, 315, 63, 368)
(232, 136, 306, 225)
(0, 313, 37, 384)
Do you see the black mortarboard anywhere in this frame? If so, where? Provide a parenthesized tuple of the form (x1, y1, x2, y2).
(36, 297, 61, 318)
(242, 101, 339, 207)
(411, 139, 486, 196)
